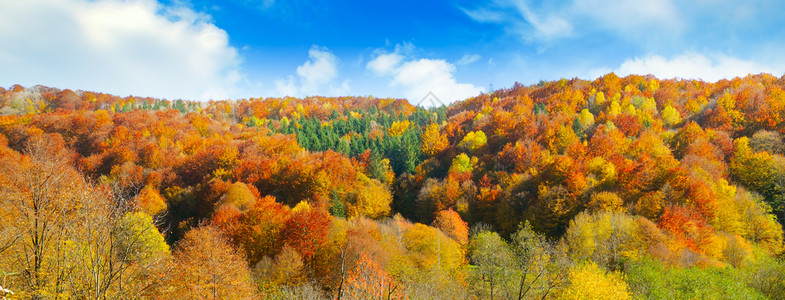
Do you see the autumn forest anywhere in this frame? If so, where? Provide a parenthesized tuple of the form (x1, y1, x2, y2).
(2, 73, 785, 299)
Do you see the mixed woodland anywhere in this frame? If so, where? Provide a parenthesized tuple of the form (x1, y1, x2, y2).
(1, 73, 785, 299)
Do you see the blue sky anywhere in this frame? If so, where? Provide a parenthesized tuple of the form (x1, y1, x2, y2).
(1, 0, 784, 104)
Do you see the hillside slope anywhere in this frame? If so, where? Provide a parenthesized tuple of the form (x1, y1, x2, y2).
(1, 73, 784, 298)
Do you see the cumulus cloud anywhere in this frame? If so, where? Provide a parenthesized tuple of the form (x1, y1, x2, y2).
(367, 45, 484, 105)
(0, 0, 243, 100)
(367, 53, 404, 75)
(593, 52, 777, 82)
(275, 46, 350, 97)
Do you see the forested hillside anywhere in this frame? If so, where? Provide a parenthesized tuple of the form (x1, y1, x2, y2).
(1, 73, 785, 299)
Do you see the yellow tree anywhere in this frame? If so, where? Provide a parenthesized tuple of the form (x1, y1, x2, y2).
(0, 136, 171, 298)
(575, 109, 595, 136)
(421, 123, 448, 157)
(254, 244, 305, 288)
(387, 120, 411, 137)
(113, 212, 170, 264)
(717, 92, 746, 129)
(557, 262, 631, 300)
(402, 224, 464, 273)
(661, 104, 682, 127)
(563, 211, 639, 270)
(110, 211, 171, 296)
(587, 191, 624, 213)
(219, 181, 258, 213)
(449, 153, 476, 174)
(458, 130, 487, 152)
(0, 136, 89, 297)
(171, 226, 256, 299)
(348, 174, 392, 219)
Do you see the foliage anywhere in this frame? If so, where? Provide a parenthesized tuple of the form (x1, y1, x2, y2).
(625, 257, 766, 299)
(421, 123, 448, 156)
(564, 211, 643, 269)
(347, 174, 392, 219)
(172, 226, 256, 299)
(661, 104, 682, 127)
(432, 209, 469, 245)
(114, 212, 170, 264)
(458, 130, 487, 152)
(2, 74, 785, 297)
(469, 231, 513, 299)
(134, 185, 167, 215)
(280, 202, 332, 262)
(557, 262, 631, 300)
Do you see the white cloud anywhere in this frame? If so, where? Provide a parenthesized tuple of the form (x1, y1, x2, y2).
(457, 54, 481, 65)
(367, 53, 403, 75)
(0, 0, 243, 100)
(512, 2, 572, 40)
(366, 42, 415, 75)
(297, 47, 338, 90)
(461, 0, 572, 41)
(599, 52, 777, 82)
(275, 46, 350, 97)
(460, 7, 506, 23)
(367, 46, 484, 105)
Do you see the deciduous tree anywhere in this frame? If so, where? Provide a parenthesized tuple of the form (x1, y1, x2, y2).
(172, 226, 256, 299)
